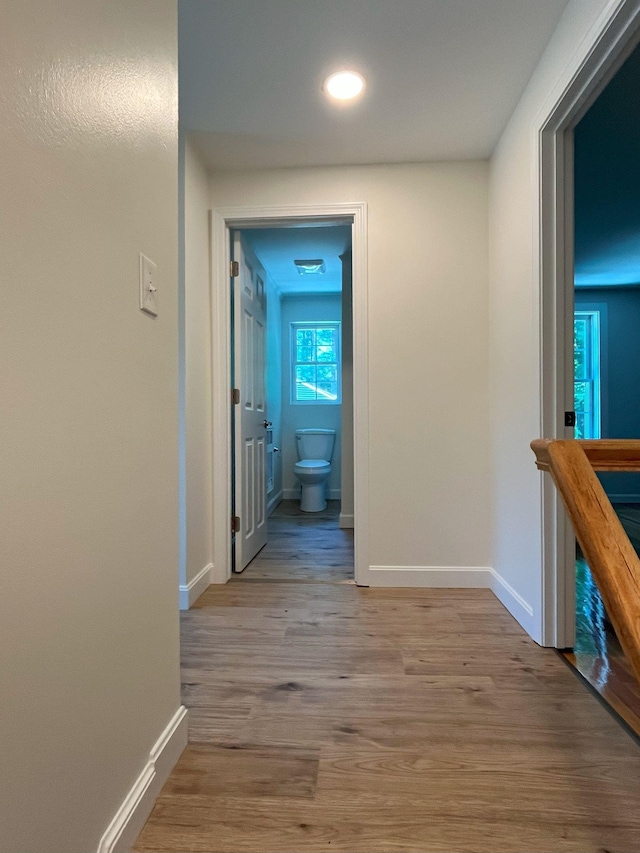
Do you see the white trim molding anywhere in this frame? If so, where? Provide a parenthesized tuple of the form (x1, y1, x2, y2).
(179, 562, 213, 610)
(339, 513, 354, 529)
(210, 202, 369, 586)
(366, 565, 535, 636)
(367, 565, 493, 587)
(490, 568, 536, 639)
(97, 706, 188, 853)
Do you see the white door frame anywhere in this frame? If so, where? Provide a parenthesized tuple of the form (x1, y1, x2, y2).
(209, 203, 369, 585)
(538, 0, 640, 647)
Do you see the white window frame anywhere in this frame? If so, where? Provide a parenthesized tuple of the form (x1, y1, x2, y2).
(290, 321, 341, 405)
(574, 309, 602, 439)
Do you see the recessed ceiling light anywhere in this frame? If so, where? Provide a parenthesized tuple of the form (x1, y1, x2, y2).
(294, 259, 326, 275)
(323, 70, 365, 102)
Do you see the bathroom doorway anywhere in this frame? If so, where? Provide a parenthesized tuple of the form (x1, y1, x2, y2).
(230, 223, 355, 581)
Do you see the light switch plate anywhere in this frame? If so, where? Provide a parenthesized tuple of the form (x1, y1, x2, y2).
(139, 254, 158, 317)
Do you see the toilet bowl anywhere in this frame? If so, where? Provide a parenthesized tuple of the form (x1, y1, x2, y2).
(294, 460, 332, 512)
(294, 428, 335, 512)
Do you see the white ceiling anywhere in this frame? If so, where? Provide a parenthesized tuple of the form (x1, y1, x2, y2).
(242, 225, 351, 295)
(179, 0, 569, 170)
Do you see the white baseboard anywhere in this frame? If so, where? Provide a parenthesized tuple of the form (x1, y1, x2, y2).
(339, 513, 354, 529)
(97, 705, 188, 853)
(267, 490, 283, 516)
(366, 564, 537, 639)
(489, 567, 536, 639)
(283, 488, 341, 500)
(179, 562, 212, 610)
(367, 565, 493, 587)
(608, 494, 640, 504)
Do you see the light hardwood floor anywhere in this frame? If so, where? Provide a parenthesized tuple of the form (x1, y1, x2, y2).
(234, 500, 353, 583)
(135, 502, 640, 853)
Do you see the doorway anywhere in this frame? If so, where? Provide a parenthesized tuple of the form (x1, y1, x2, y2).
(230, 224, 353, 579)
(208, 202, 370, 587)
(563, 41, 640, 728)
(540, 7, 640, 648)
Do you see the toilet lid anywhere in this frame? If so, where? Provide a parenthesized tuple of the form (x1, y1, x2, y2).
(295, 460, 330, 470)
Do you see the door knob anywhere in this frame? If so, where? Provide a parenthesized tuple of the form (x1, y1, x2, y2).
(263, 420, 272, 428)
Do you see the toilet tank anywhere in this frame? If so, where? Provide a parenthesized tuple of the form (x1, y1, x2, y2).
(295, 428, 335, 461)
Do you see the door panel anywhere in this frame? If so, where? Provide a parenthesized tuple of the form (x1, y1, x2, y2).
(233, 234, 268, 571)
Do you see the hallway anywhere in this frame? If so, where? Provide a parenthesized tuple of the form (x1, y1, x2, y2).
(135, 507, 640, 852)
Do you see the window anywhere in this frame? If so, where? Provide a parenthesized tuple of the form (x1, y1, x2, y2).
(291, 322, 341, 404)
(574, 310, 601, 439)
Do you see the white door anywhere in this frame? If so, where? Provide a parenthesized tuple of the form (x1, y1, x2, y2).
(233, 233, 268, 572)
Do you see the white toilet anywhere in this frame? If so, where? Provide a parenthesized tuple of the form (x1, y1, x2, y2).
(294, 428, 335, 512)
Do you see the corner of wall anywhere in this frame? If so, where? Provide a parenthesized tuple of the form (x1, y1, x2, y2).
(97, 707, 188, 853)
(179, 563, 213, 609)
(490, 568, 538, 642)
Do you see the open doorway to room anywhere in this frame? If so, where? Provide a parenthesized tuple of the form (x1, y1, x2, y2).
(564, 39, 640, 730)
(539, 4, 640, 658)
(209, 202, 368, 588)
(230, 223, 355, 583)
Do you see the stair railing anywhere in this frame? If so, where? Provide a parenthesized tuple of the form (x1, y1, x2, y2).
(531, 439, 640, 685)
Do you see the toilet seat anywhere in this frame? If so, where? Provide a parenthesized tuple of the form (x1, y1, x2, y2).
(294, 459, 331, 473)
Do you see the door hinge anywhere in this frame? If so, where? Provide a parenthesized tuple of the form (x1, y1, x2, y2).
(231, 388, 240, 405)
(230, 260, 240, 277)
(564, 411, 576, 428)
(231, 515, 241, 533)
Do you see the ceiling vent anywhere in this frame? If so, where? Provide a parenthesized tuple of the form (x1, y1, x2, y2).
(294, 259, 326, 275)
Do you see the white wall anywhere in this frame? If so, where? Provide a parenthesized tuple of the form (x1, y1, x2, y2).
(281, 293, 343, 499)
(489, 0, 618, 641)
(0, 3, 183, 851)
(211, 162, 492, 577)
(181, 138, 213, 602)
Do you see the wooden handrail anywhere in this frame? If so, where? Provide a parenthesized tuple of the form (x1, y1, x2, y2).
(532, 438, 640, 472)
(531, 439, 640, 686)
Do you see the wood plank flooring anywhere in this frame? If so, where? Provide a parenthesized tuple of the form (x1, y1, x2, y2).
(235, 500, 353, 583)
(135, 502, 640, 853)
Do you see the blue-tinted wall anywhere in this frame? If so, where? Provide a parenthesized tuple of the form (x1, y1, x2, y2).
(576, 287, 640, 499)
(574, 42, 640, 287)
